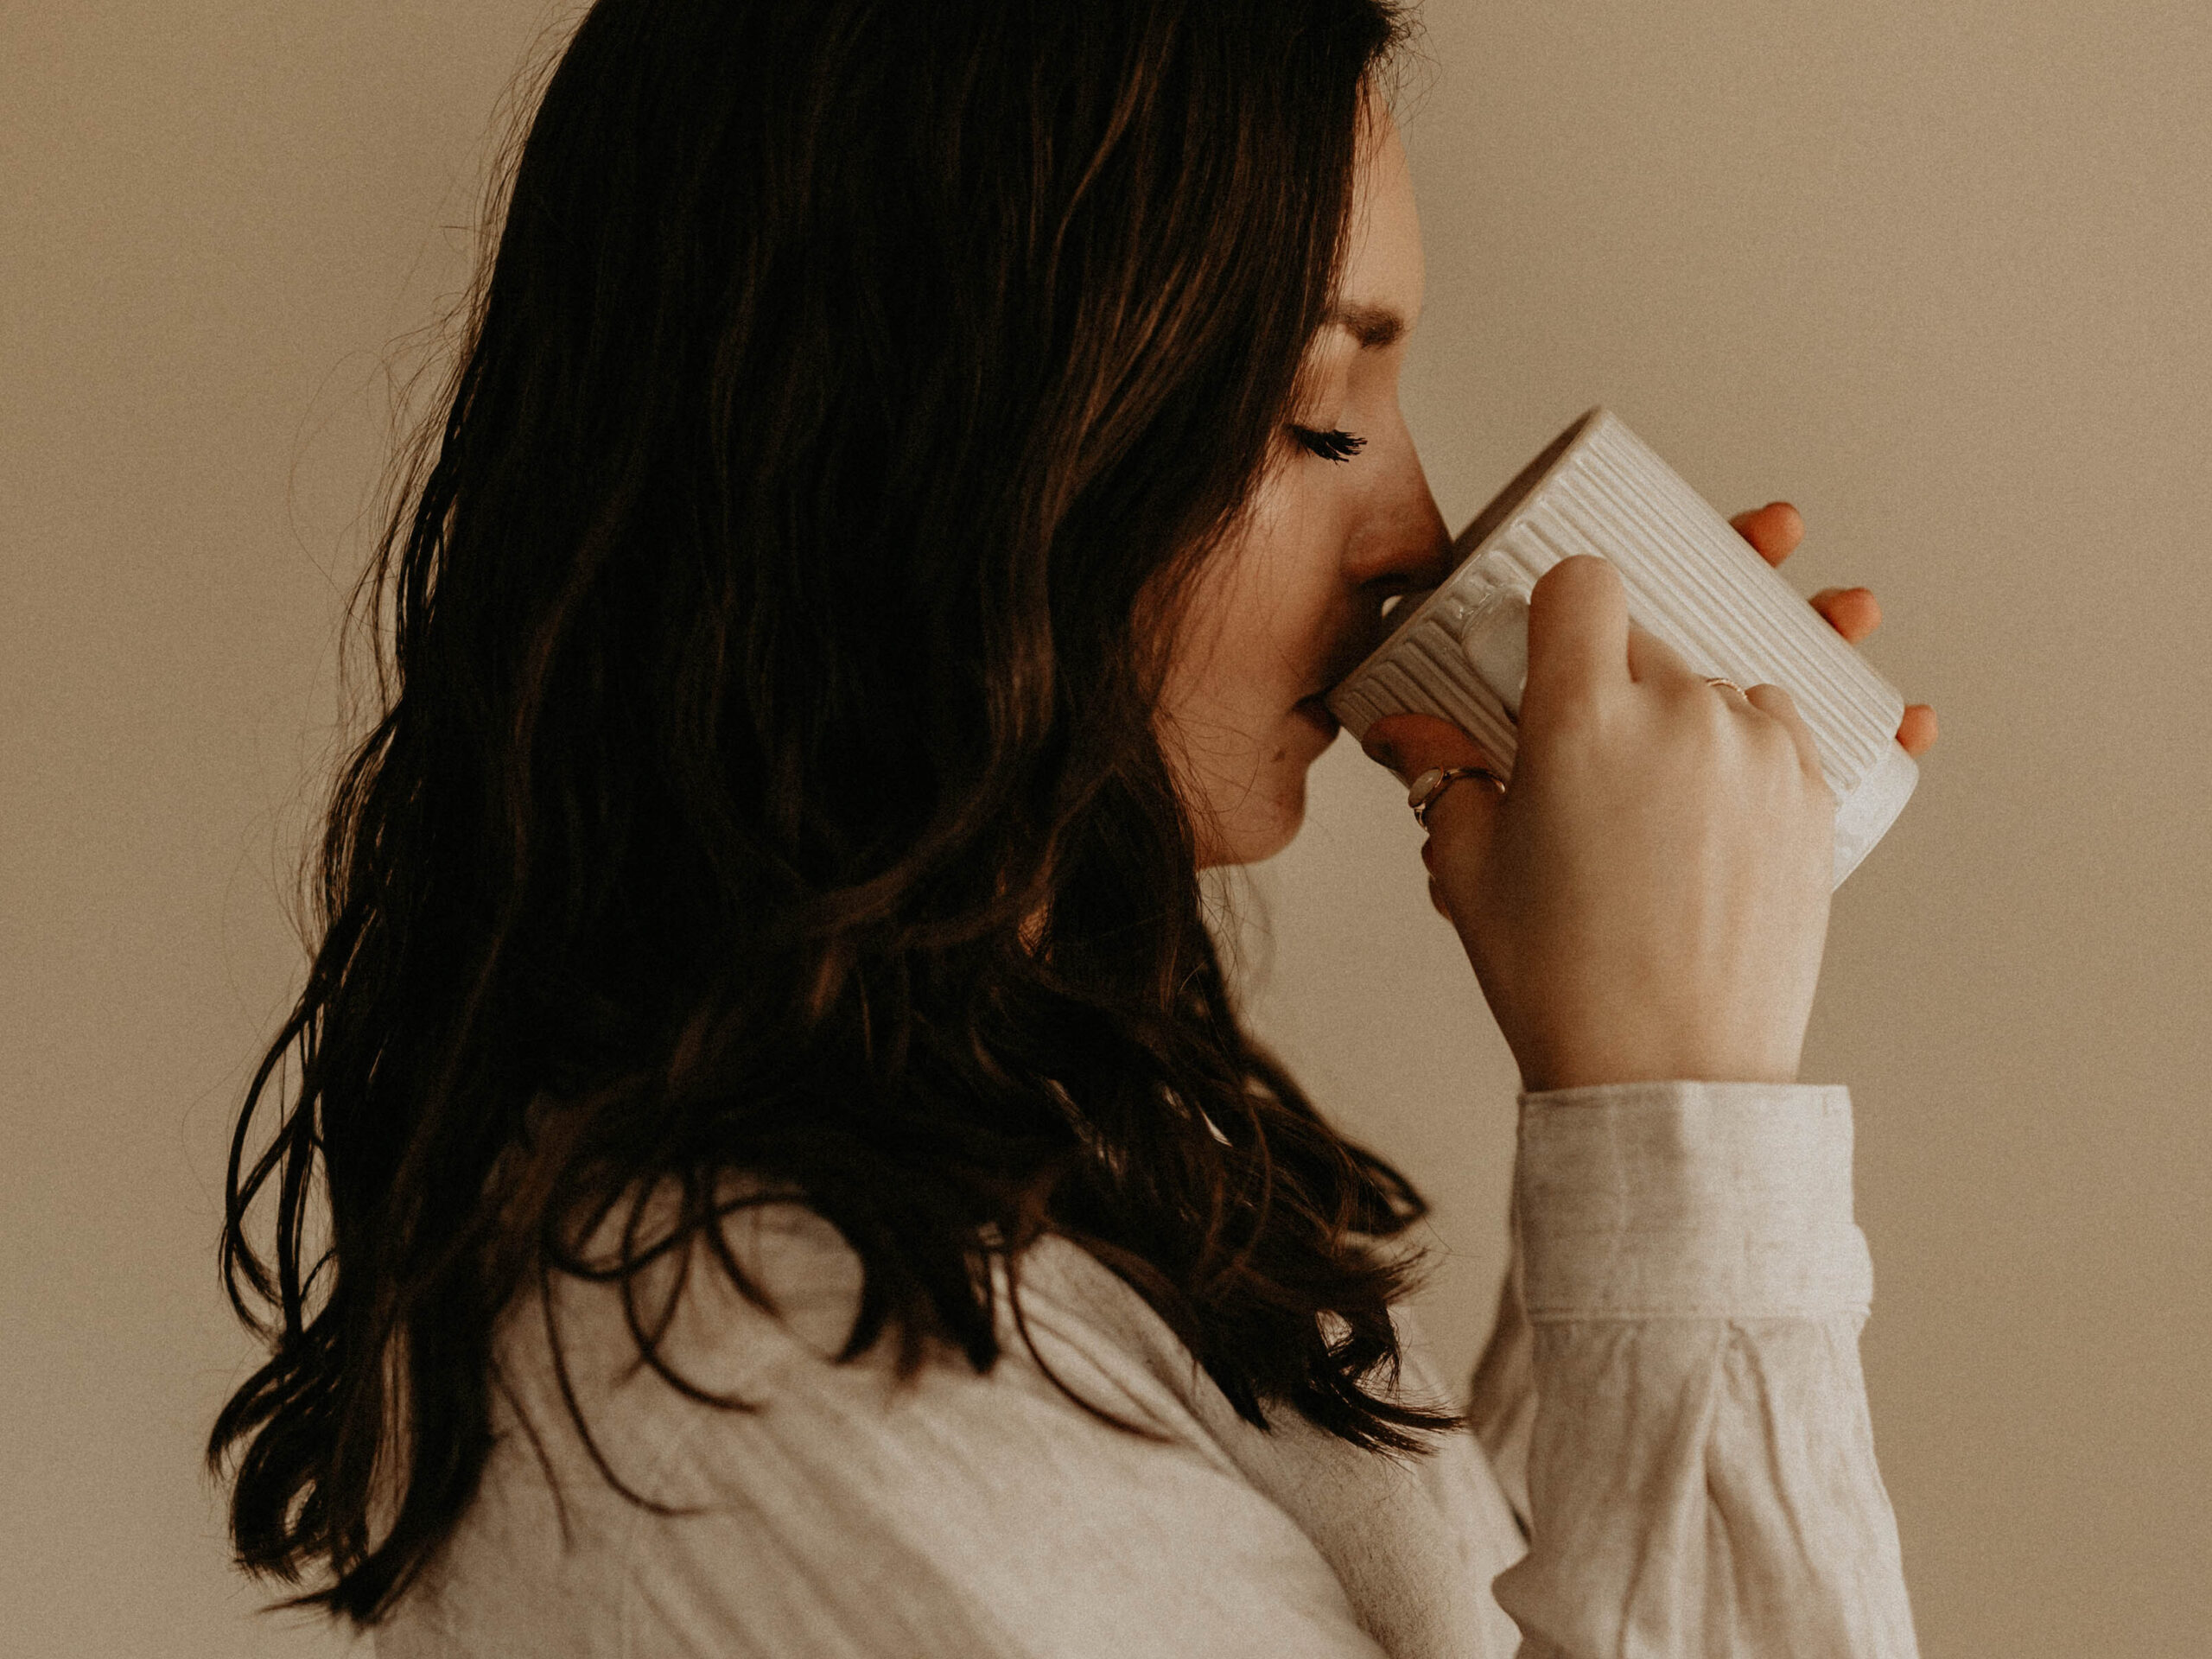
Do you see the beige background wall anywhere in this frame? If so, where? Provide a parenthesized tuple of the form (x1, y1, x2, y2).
(4, 3, 2205, 1655)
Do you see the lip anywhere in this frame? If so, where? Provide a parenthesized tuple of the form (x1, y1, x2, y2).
(1293, 695, 1340, 739)
(1307, 600, 1416, 712)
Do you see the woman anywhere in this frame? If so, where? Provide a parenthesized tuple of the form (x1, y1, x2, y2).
(211, 1, 1938, 1653)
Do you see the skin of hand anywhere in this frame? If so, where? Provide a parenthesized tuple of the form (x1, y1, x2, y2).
(1360, 505, 1906, 1091)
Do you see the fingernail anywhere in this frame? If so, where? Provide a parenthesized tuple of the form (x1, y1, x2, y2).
(1362, 735, 1402, 773)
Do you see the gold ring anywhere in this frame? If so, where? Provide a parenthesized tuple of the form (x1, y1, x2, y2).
(1705, 677, 1745, 695)
(1407, 764, 1507, 828)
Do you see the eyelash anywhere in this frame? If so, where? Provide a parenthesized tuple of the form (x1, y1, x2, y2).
(1289, 424, 1367, 463)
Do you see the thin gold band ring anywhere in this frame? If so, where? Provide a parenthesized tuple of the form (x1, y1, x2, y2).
(1407, 764, 1507, 829)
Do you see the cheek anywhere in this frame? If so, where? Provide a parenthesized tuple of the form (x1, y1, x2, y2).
(1218, 474, 1344, 691)
(1169, 491, 1323, 707)
(1157, 460, 1355, 863)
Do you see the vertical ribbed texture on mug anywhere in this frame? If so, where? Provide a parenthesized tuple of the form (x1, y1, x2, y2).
(1328, 409, 1908, 808)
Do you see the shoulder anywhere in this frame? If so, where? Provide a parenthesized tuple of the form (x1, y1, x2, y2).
(465, 1173, 1300, 1536)
(455, 1184, 1388, 1657)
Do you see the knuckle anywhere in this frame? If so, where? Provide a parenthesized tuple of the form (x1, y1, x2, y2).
(1531, 683, 1606, 741)
(1744, 683, 1792, 718)
(1553, 684, 1607, 727)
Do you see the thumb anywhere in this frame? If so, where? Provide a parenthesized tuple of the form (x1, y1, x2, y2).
(1521, 554, 1630, 731)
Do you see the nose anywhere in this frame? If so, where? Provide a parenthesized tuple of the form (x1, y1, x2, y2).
(1350, 435, 1453, 598)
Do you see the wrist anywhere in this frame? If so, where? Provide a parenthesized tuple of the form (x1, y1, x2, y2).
(1517, 1039, 1803, 1094)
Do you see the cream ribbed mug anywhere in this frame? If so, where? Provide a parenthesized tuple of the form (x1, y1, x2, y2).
(1325, 407, 1917, 888)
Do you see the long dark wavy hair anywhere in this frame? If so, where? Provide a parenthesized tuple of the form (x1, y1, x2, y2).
(211, 0, 1456, 1626)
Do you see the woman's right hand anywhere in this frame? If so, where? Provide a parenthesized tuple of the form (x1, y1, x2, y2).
(1361, 555, 1837, 1093)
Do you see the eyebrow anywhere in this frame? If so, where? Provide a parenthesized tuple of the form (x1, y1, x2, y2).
(1326, 302, 1408, 351)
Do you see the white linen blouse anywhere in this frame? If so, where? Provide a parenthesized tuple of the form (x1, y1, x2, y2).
(375, 1079, 1920, 1657)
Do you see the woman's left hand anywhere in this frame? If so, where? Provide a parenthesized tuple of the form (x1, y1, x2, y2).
(1728, 501, 1937, 756)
